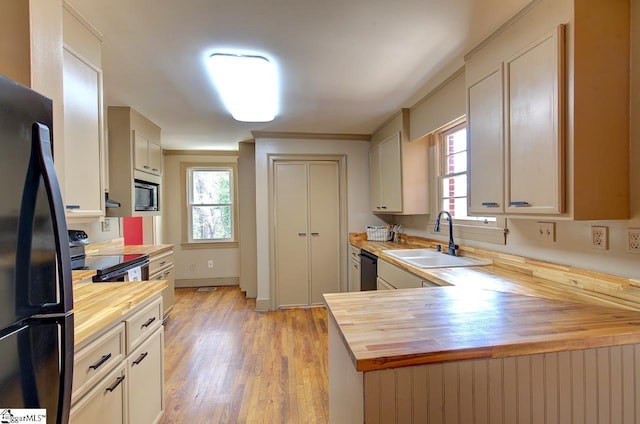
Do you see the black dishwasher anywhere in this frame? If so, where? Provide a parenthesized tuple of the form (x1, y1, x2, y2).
(359, 250, 378, 291)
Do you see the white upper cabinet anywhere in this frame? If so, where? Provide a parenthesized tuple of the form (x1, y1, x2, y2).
(134, 132, 163, 176)
(467, 65, 505, 214)
(506, 28, 564, 215)
(465, 0, 629, 220)
(370, 133, 402, 213)
(369, 109, 429, 215)
(62, 4, 105, 222)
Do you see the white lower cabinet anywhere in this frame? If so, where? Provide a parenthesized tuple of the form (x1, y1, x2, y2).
(128, 328, 164, 424)
(349, 245, 361, 292)
(71, 297, 164, 424)
(70, 363, 127, 424)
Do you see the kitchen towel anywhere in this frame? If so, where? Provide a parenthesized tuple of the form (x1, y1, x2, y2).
(127, 266, 142, 282)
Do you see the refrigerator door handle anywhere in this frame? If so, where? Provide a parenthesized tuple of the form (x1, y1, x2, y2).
(16, 123, 73, 315)
(32, 123, 73, 313)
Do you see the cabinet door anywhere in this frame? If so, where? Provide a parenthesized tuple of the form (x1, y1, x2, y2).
(506, 28, 564, 215)
(379, 134, 403, 213)
(467, 65, 505, 214)
(274, 162, 310, 307)
(128, 328, 164, 424)
(309, 162, 341, 304)
(376, 277, 396, 290)
(369, 146, 381, 212)
(70, 364, 126, 424)
(134, 131, 149, 173)
(151, 265, 175, 316)
(148, 140, 163, 175)
(63, 48, 104, 218)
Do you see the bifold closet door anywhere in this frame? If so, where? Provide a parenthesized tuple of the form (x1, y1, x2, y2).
(274, 162, 310, 307)
(274, 161, 340, 307)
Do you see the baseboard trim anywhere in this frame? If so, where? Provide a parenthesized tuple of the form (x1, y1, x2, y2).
(255, 298, 270, 311)
(175, 277, 239, 288)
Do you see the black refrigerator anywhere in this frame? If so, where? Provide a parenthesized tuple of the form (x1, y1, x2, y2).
(0, 75, 73, 424)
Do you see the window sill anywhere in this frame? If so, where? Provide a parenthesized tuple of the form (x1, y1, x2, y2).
(181, 241, 239, 249)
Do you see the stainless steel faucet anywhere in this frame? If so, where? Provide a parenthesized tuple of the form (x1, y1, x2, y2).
(434, 210, 458, 256)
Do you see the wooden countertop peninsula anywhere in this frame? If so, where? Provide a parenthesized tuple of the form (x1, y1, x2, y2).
(324, 287, 640, 372)
(73, 280, 167, 348)
(85, 238, 173, 256)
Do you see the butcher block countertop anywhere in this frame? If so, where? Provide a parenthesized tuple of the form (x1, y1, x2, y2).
(323, 287, 640, 372)
(85, 242, 173, 256)
(350, 234, 640, 311)
(73, 280, 167, 348)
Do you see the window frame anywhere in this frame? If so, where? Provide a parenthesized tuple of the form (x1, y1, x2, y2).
(181, 162, 239, 248)
(430, 117, 507, 244)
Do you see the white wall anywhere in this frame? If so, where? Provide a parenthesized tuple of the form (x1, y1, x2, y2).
(394, 0, 640, 279)
(163, 152, 240, 285)
(254, 137, 382, 307)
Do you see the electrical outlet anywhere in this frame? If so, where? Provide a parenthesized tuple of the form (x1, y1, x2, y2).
(628, 229, 640, 253)
(591, 226, 608, 250)
(537, 222, 556, 242)
(101, 219, 110, 232)
(207, 260, 214, 268)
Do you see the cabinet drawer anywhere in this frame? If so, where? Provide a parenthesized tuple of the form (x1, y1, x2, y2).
(70, 362, 126, 424)
(73, 323, 125, 401)
(128, 328, 164, 424)
(349, 245, 360, 263)
(149, 250, 173, 275)
(378, 259, 422, 289)
(126, 298, 162, 353)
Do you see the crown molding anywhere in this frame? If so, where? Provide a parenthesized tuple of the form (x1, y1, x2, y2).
(251, 131, 371, 141)
(163, 149, 239, 156)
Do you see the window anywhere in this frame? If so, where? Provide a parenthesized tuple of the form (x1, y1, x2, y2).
(187, 166, 234, 242)
(437, 121, 495, 224)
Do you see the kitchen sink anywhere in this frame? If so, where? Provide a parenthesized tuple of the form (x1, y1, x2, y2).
(382, 249, 490, 269)
(382, 249, 442, 259)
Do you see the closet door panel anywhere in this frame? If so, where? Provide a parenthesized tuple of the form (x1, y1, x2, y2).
(274, 163, 309, 307)
(309, 162, 341, 304)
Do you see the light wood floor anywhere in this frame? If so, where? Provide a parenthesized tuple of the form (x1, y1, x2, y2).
(159, 286, 329, 424)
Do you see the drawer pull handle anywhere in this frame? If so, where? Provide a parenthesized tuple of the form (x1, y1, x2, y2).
(141, 317, 156, 329)
(311, 232, 319, 236)
(298, 233, 307, 237)
(89, 353, 112, 370)
(132, 352, 148, 366)
(106, 375, 125, 393)
(509, 201, 531, 207)
(143, 165, 151, 169)
(163, 271, 170, 277)
(481, 202, 500, 207)
(152, 168, 160, 172)
(159, 261, 167, 266)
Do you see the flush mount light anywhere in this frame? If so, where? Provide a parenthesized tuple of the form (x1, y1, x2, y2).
(206, 53, 277, 122)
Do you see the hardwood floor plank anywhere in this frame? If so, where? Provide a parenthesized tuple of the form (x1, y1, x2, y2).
(159, 287, 329, 423)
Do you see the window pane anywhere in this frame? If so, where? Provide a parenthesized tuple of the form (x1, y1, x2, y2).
(445, 151, 467, 175)
(442, 197, 468, 219)
(441, 174, 467, 198)
(445, 128, 467, 154)
(191, 205, 232, 240)
(191, 170, 231, 204)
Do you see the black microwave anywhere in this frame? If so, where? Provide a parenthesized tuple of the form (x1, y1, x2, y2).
(134, 179, 159, 211)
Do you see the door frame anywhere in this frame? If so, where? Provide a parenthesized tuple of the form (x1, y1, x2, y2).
(268, 154, 348, 310)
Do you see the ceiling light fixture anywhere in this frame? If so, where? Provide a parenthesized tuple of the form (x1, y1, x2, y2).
(206, 53, 278, 122)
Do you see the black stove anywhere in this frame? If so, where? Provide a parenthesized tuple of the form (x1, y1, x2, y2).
(68, 230, 150, 282)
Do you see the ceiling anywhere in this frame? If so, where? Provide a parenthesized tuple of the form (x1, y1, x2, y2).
(65, 0, 530, 150)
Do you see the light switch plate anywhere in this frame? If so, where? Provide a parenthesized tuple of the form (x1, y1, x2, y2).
(537, 222, 556, 242)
